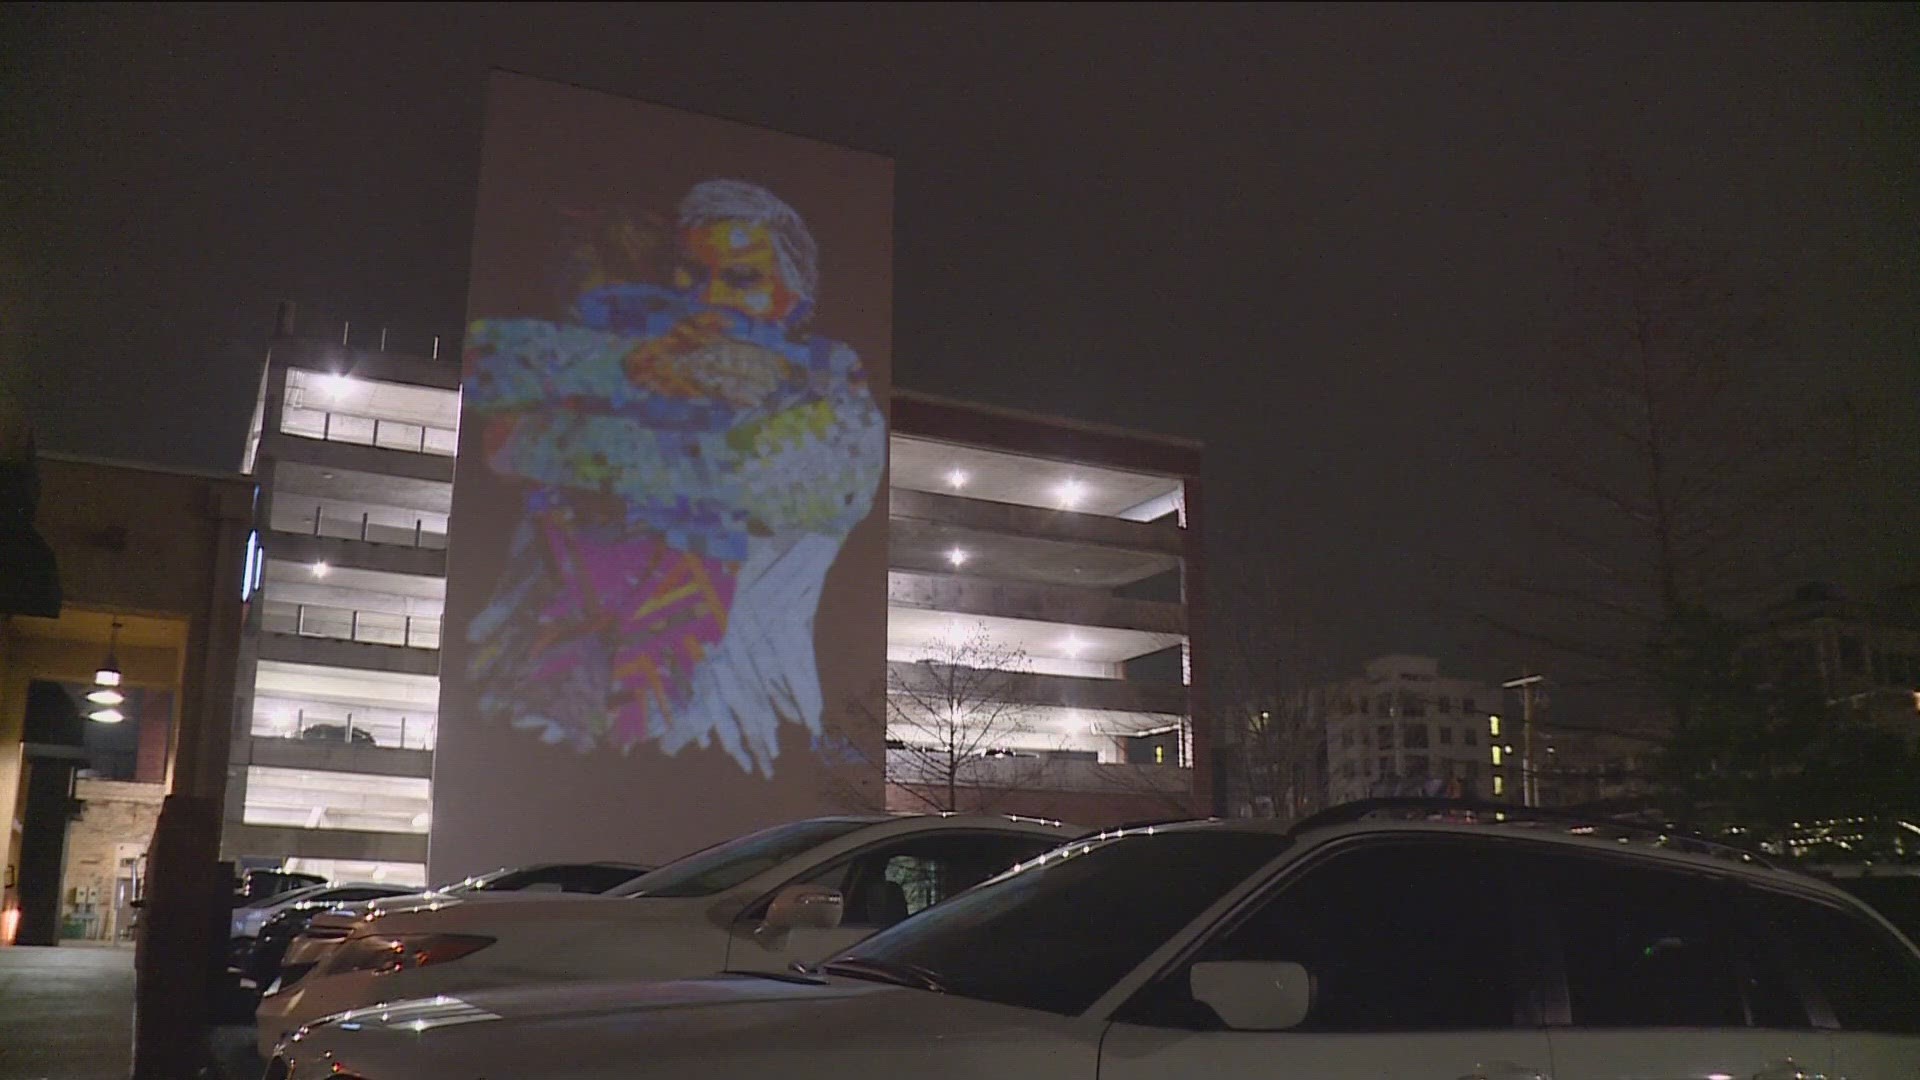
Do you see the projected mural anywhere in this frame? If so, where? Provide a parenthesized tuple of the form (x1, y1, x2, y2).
(433, 73, 892, 878)
(462, 181, 884, 775)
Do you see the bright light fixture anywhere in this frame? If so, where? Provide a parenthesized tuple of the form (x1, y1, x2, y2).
(945, 468, 969, 490)
(311, 561, 331, 579)
(94, 618, 123, 687)
(86, 688, 124, 707)
(89, 708, 125, 724)
(1061, 635, 1086, 657)
(1056, 479, 1087, 508)
(322, 373, 354, 401)
(946, 547, 969, 568)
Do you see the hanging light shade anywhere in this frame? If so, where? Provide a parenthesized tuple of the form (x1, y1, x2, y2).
(89, 618, 126, 721)
(94, 618, 123, 688)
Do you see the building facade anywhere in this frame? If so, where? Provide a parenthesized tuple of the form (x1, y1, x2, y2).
(223, 315, 1206, 884)
(1318, 656, 1506, 806)
(226, 312, 456, 887)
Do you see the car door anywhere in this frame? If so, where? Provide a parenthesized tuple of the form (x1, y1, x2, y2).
(1748, 888, 1920, 1079)
(1527, 851, 1834, 1080)
(1102, 837, 1556, 1080)
(724, 831, 1058, 971)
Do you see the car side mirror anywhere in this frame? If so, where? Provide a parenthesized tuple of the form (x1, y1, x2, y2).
(763, 884, 844, 932)
(1190, 960, 1312, 1031)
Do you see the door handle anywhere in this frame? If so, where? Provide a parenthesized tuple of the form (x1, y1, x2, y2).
(1457, 1065, 1547, 1080)
(1754, 1061, 1826, 1080)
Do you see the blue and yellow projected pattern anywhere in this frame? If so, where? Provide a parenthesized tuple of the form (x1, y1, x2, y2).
(463, 180, 885, 777)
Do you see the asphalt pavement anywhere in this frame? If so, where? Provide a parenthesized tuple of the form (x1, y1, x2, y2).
(0, 944, 134, 1080)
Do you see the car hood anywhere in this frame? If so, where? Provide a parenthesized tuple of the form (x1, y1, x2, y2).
(308, 890, 609, 933)
(279, 975, 1093, 1080)
(353, 892, 668, 935)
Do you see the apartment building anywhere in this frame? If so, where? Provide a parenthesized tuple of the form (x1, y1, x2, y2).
(1320, 655, 1507, 805)
(223, 315, 1205, 884)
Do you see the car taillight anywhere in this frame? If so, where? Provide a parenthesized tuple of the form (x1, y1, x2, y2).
(324, 933, 495, 976)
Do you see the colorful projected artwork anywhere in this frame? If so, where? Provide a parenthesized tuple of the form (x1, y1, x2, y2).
(435, 72, 891, 879)
(462, 180, 885, 777)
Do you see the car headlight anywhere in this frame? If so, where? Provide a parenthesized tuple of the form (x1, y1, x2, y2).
(324, 933, 495, 976)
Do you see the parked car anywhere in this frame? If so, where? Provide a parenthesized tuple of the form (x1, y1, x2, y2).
(297, 723, 377, 746)
(245, 887, 417, 988)
(256, 813, 1074, 1056)
(263, 862, 654, 995)
(233, 869, 326, 905)
(270, 801, 1920, 1080)
(229, 883, 406, 970)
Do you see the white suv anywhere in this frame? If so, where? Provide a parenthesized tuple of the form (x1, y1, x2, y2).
(256, 813, 1073, 1055)
(272, 801, 1920, 1079)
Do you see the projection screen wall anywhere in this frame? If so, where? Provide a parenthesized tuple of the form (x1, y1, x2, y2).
(431, 72, 892, 879)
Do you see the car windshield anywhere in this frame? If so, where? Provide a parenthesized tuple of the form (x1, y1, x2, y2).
(465, 864, 648, 894)
(823, 829, 1290, 1016)
(609, 818, 878, 898)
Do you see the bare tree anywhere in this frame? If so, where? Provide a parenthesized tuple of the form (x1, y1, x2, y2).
(1196, 535, 1330, 820)
(1476, 160, 1814, 706)
(825, 625, 1057, 813)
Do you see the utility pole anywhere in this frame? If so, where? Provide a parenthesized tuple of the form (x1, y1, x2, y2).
(1502, 675, 1546, 807)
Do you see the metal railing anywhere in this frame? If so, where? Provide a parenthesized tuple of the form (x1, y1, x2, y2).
(262, 601, 441, 650)
(271, 505, 449, 550)
(885, 749, 1191, 794)
(251, 710, 437, 752)
(280, 406, 458, 457)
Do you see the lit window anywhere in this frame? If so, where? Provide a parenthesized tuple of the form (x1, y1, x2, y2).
(1489, 714, 1501, 738)
(1491, 746, 1503, 766)
(1493, 775, 1505, 796)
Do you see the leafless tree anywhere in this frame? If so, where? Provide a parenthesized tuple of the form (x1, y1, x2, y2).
(1196, 538, 1330, 820)
(1472, 160, 1821, 715)
(825, 624, 1058, 814)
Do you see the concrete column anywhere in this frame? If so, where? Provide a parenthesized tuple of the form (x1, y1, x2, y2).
(132, 481, 253, 1080)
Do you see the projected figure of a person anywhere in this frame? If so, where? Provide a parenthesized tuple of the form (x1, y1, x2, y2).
(464, 180, 884, 776)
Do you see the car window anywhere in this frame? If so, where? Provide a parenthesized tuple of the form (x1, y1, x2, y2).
(1127, 839, 1522, 1031)
(1745, 888, 1920, 1035)
(473, 864, 647, 894)
(828, 830, 1290, 1016)
(790, 832, 1060, 929)
(611, 818, 876, 898)
(1533, 853, 1802, 1029)
(1835, 877, 1920, 942)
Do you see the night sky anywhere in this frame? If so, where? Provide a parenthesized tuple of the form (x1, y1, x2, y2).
(4, 4, 1914, 681)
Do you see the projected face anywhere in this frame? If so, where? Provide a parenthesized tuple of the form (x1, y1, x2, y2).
(462, 179, 885, 780)
(672, 221, 802, 323)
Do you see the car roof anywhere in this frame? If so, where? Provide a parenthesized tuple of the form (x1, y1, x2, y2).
(1078, 798, 1860, 904)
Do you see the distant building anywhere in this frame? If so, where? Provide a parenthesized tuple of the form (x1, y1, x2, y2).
(1738, 582, 1920, 749)
(1321, 656, 1507, 804)
(220, 311, 1206, 885)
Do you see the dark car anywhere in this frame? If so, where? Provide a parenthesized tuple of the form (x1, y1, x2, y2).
(245, 887, 416, 987)
(233, 869, 326, 906)
(297, 723, 376, 746)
